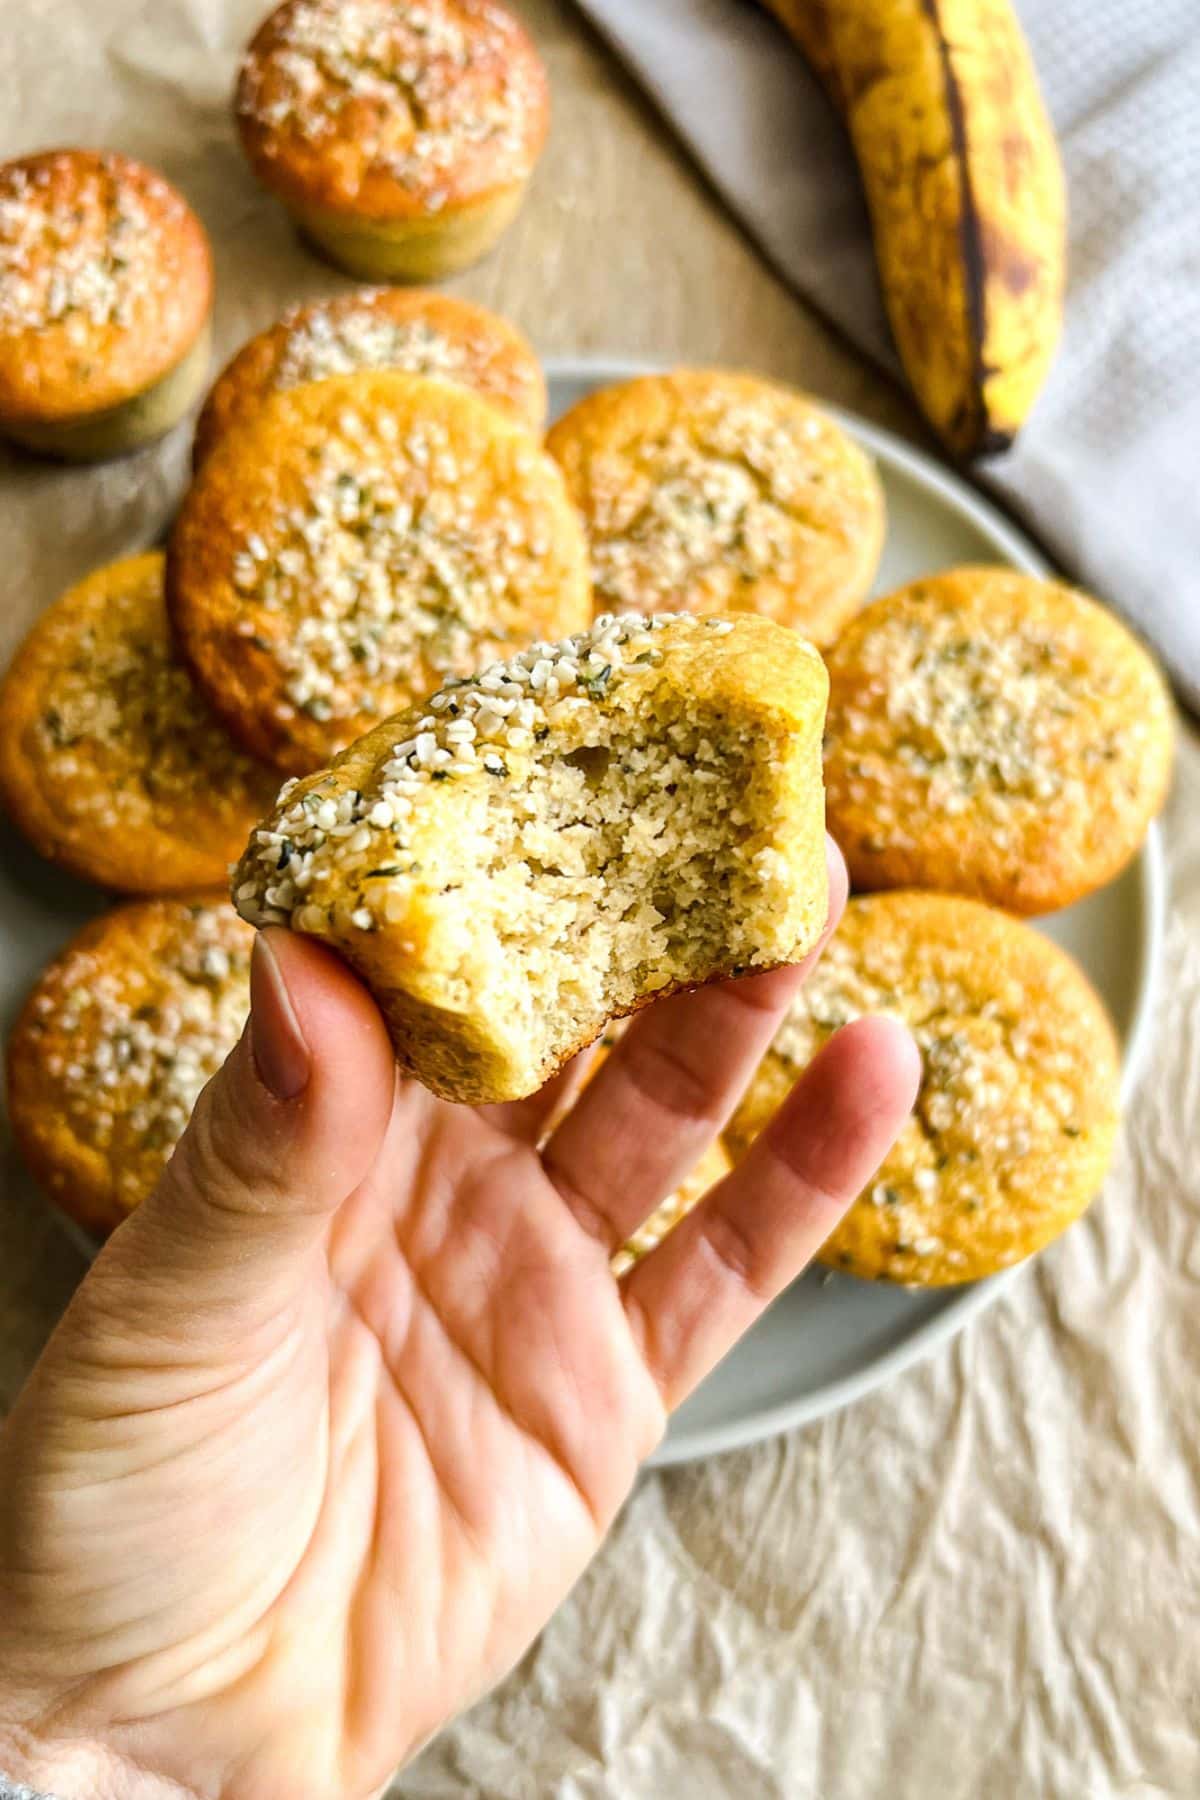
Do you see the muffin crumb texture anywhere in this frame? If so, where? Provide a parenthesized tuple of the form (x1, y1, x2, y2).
(234, 611, 828, 1101)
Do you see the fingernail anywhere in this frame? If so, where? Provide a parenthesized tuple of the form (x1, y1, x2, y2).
(250, 931, 310, 1101)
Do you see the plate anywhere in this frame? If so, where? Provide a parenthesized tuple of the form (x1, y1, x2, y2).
(545, 358, 1165, 1467)
(0, 359, 1165, 1469)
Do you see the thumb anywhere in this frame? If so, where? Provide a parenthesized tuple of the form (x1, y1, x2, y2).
(108, 927, 396, 1322)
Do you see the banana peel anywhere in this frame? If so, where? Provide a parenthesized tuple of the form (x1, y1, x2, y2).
(763, 0, 1066, 458)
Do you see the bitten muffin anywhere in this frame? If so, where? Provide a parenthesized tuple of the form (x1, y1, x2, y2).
(0, 149, 213, 459)
(822, 568, 1175, 914)
(233, 612, 829, 1104)
(0, 553, 281, 894)
(6, 896, 252, 1239)
(725, 892, 1121, 1286)
(235, 0, 550, 281)
(193, 287, 546, 465)
(545, 369, 885, 644)
(168, 369, 590, 776)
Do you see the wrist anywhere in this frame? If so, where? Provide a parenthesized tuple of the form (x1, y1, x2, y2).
(0, 1727, 194, 1800)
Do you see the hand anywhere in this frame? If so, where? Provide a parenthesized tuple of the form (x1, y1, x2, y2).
(0, 844, 917, 1800)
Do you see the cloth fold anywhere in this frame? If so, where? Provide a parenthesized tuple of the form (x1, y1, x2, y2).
(573, 0, 1200, 711)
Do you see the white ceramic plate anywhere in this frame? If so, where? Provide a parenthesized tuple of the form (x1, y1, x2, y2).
(0, 359, 1165, 1469)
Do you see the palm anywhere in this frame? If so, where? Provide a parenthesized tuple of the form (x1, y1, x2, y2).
(0, 898, 918, 1799)
(3, 1088, 661, 1800)
(261, 1091, 665, 1794)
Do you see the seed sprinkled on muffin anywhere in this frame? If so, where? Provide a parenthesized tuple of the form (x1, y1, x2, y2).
(235, 0, 549, 279)
(169, 371, 589, 774)
(0, 553, 281, 893)
(0, 149, 213, 458)
(6, 898, 252, 1238)
(192, 288, 545, 463)
(547, 369, 884, 643)
(726, 892, 1121, 1286)
(822, 568, 1175, 912)
(228, 411, 552, 723)
(235, 610, 735, 931)
(239, 0, 544, 204)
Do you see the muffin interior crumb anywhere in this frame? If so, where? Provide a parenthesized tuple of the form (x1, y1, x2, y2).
(414, 710, 777, 1072)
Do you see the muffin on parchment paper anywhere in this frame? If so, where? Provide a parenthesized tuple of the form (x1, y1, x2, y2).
(232, 612, 829, 1105)
(0, 553, 280, 894)
(6, 896, 251, 1240)
(822, 568, 1175, 914)
(0, 149, 212, 460)
(546, 368, 884, 645)
(725, 892, 1122, 1287)
(193, 287, 546, 464)
(168, 369, 590, 776)
(235, 0, 550, 281)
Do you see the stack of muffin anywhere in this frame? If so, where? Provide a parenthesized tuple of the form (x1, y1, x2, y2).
(0, 0, 1175, 1292)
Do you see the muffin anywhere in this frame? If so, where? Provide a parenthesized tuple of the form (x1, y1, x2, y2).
(822, 568, 1175, 914)
(6, 896, 252, 1239)
(725, 892, 1122, 1286)
(232, 612, 829, 1104)
(193, 287, 546, 464)
(0, 553, 281, 894)
(167, 369, 590, 776)
(546, 369, 884, 644)
(0, 149, 213, 459)
(234, 0, 550, 281)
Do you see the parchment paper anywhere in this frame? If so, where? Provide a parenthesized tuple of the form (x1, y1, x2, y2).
(2, 5, 1198, 1797)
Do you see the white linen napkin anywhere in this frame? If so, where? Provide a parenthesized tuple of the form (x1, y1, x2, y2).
(572, 0, 1200, 711)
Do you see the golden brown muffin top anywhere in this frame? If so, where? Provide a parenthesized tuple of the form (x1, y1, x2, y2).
(546, 368, 884, 645)
(235, 0, 550, 220)
(193, 287, 546, 463)
(822, 568, 1175, 914)
(726, 892, 1121, 1287)
(6, 896, 251, 1238)
(0, 553, 281, 894)
(0, 149, 213, 422)
(169, 369, 590, 776)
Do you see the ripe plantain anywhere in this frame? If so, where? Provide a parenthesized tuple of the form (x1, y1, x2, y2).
(763, 0, 1066, 458)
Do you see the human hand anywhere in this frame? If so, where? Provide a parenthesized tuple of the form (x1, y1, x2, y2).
(0, 844, 918, 1800)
